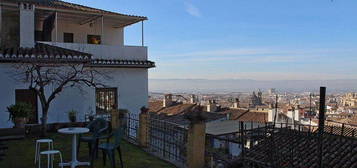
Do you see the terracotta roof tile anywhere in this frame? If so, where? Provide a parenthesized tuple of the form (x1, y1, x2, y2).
(90, 59, 155, 68)
(0, 43, 156, 68)
(221, 109, 249, 120)
(151, 111, 226, 126)
(0, 43, 91, 63)
(5, 0, 147, 20)
(157, 103, 196, 116)
(243, 128, 357, 168)
(148, 101, 164, 113)
(237, 112, 268, 123)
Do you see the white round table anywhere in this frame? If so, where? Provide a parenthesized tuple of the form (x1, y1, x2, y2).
(58, 127, 90, 168)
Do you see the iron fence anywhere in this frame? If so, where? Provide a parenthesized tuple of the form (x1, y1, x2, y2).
(84, 113, 112, 122)
(205, 134, 241, 168)
(123, 113, 140, 144)
(121, 113, 188, 167)
(146, 116, 188, 168)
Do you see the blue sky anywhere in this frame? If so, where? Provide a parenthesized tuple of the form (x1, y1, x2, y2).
(67, 0, 357, 80)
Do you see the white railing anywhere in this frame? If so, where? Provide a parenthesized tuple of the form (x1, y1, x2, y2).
(39, 42, 148, 60)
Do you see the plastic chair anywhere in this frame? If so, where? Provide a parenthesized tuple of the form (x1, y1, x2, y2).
(98, 128, 125, 168)
(77, 118, 109, 162)
(35, 139, 54, 164)
(39, 150, 63, 168)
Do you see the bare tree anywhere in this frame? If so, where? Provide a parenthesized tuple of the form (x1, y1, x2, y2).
(12, 62, 109, 136)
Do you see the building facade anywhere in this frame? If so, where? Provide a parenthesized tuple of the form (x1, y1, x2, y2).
(0, 0, 155, 128)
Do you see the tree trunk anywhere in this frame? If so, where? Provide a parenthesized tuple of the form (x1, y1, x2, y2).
(40, 106, 49, 137)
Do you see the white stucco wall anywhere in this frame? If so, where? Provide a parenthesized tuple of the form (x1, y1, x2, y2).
(35, 16, 124, 46)
(40, 42, 148, 60)
(19, 3, 35, 48)
(0, 64, 25, 128)
(0, 64, 148, 128)
(0, 6, 2, 46)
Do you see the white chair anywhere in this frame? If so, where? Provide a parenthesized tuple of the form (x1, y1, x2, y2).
(39, 150, 64, 168)
(35, 139, 54, 164)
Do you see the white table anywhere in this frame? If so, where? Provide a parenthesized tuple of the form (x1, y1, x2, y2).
(58, 127, 90, 168)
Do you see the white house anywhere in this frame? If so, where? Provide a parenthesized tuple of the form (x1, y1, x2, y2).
(0, 0, 155, 128)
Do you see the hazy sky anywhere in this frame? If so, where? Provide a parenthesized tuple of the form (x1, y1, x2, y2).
(67, 0, 357, 80)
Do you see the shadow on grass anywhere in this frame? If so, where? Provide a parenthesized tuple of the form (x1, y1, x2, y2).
(0, 133, 175, 168)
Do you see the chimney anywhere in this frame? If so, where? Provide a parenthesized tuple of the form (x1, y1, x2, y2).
(294, 105, 300, 121)
(19, 2, 35, 48)
(269, 103, 274, 109)
(207, 100, 217, 112)
(190, 94, 197, 104)
(226, 112, 232, 120)
(233, 98, 240, 109)
(0, 5, 2, 47)
(163, 94, 173, 107)
(268, 109, 277, 123)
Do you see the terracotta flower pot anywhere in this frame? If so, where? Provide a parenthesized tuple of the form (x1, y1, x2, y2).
(14, 117, 27, 128)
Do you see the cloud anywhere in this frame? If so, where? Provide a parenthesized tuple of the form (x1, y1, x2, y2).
(155, 48, 327, 64)
(153, 47, 357, 64)
(184, 2, 201, 18)
(150, 46, 357, 80)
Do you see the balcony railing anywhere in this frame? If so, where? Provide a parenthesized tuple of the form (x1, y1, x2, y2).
(38, 42, 148, 61)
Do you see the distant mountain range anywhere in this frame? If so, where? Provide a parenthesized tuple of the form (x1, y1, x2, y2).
(149, 79, 357, 93)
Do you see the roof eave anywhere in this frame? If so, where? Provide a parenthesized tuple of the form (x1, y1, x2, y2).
(0, 58, 91, 64)
(1, 1, 148, 22)
(87, 64, 155, 69)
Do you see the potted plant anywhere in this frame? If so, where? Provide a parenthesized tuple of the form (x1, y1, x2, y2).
(86, 107, 95, 122)
(68, 110, 77, 129)
(7, 103, 32, 128)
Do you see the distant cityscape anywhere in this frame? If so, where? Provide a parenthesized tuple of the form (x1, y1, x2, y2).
(149, 88, 357, 126)
(149, 79, 357, 93)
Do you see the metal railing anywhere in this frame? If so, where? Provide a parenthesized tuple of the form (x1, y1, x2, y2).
(146, 116, 188, 168)
(205, 133, 241, 168)
(121, 113, 188, 167)
(84, 113, 112, 122)
(124, 113, 140, 143)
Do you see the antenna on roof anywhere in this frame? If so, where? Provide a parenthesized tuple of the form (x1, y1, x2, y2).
(273, 94, 278, 126)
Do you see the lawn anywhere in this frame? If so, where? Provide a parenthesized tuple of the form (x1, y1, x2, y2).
(0, 133, 175, 168)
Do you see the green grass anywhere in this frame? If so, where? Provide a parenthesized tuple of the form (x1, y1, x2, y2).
(0, 134, 175, 168)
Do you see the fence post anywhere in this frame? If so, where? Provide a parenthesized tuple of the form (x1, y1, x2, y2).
(318, 87, 326, 168)
(185, 107, 206, 168)
(240, 122, 245, 160)
(111, 109, 120, 130)
(341, 123, 345, 136)
(139, 107, 149, 147)
(111, 109, 128, 130)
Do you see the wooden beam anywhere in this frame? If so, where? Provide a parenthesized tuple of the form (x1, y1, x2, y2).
(141, 21, 144, 46)
(101, 16, 104, 43)
(79, 15, 101, 25)
(1, 1, 147, 20)
(55, 11, 58, 42)
(36, 5, 147, 20)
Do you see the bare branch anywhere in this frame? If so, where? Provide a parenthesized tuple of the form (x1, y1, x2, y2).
(10, 61, 110, 135)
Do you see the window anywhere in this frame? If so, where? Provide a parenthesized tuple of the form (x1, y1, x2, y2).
(15, 89, 38, 123)
(96, 88, 117, 114)
(87, 35, 101, 44)
(63, 33, 74, 43)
